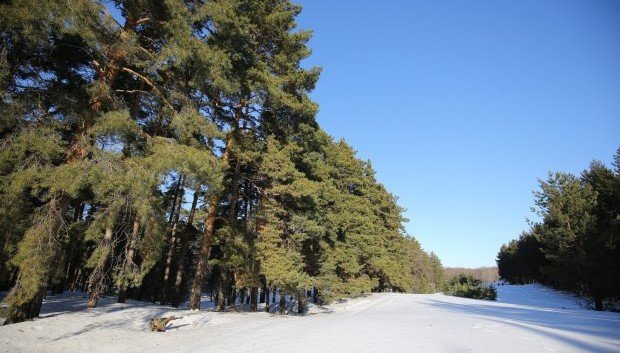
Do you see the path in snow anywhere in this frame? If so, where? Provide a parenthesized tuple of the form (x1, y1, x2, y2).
(0, 284, 619, 353)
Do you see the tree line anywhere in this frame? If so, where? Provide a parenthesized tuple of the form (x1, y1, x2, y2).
(444, 267, 498, 283)
(0, 0, 444, 324)
(497, 150, 620, 310)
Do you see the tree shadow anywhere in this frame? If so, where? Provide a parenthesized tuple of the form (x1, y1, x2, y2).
(23, 292, 195, 341)
(166, 323, 191, 330)
(422, 298, 620, 352)
(50, 306, 177, 341)
(39, 292, 169, 318)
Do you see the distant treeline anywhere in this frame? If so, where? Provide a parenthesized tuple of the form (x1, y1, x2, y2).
(497, 150, 620, 310)
(444, 267, 498, 283)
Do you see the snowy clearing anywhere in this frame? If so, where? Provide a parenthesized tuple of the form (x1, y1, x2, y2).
(1, 284, 619, 353)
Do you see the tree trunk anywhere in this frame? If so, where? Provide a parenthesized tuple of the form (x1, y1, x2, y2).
(187, 186, 200, 226)
(228, 161, 241, 222)
(594, 296, 604, 311)
(250, 286, 258, 311)
(68, 250, 87, 292)
(167, 175, 184, 224)
(260, 276, 267, 303)
(163, 176, 185, 303)
(171, 187, 200, 307)
(230, 287, 236, 308)
(69, 265, 82, 291)
(52, 246, 71, 295)
(265, 286, 271, 313)
(188, 194, 219, 310)
(3, 285, 46, 325)
(61, 246, 75, 294)
(224, 152, 242, 309)
(227, 273, 236, 307)
(239, 287, 246, 306)
(279, 291, 286, 314)
(87, 226, 114, 308)
(217, 270, 226, 311)
(188, 114, 238, 310)
(171, 234, 187, 307)
(297, 289, 304, 314)
(118, 218, 140, 303)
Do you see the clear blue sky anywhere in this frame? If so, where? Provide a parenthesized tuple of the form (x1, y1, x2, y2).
(107, 1, 619, 267)
(294, 0, 620, 267)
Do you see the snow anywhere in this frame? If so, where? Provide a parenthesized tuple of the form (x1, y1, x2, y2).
(1, 284, 619, 353)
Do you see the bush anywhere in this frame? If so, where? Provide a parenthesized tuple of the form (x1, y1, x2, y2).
(444, 274, 497, 300)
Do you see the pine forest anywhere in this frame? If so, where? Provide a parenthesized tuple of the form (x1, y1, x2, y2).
(0, 0, 444, 325)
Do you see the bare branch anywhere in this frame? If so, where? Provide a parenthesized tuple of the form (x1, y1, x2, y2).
(115, 89, 149, 94)
(135, 17, 151, 25)
(120, 67, 173, 110)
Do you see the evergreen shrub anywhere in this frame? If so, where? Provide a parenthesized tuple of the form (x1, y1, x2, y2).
(445, 274, 497, 300)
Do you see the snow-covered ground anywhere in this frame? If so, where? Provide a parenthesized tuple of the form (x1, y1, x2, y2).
(1, 284, 619, 353)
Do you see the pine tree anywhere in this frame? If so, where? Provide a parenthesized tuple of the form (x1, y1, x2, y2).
(581, 160, 620, 310)
(255, 137, 315, 310)
(188, 0, 320, 310)
(1, 0, 108, 322)
(498, 151, 620, 310)
(534, 172, 597, 292)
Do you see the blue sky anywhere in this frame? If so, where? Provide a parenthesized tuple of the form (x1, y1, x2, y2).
(294, 0, 620, 267)
(107, 1, 619, 267)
